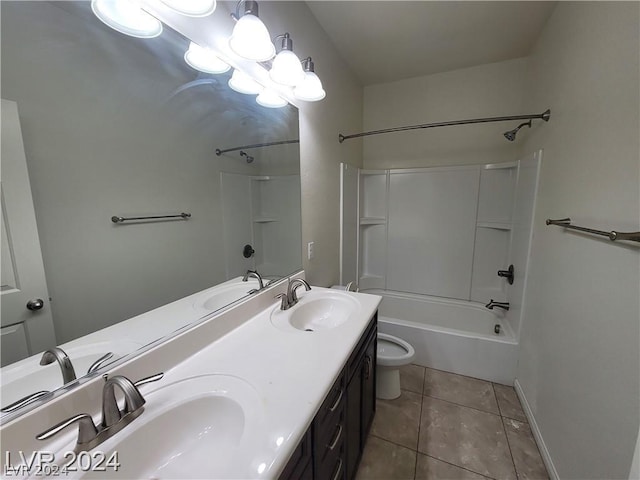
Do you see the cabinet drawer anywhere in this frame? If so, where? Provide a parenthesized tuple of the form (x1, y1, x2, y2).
(316, 437, 345, 480)
(315, 412, 345, 465)
(315, 370, 345, 430)
(313, 448, 346, 480)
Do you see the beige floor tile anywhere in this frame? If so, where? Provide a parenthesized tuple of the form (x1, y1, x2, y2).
(493, 384, 527, 422)
(356, 435, 416, 480)
(424, 368, 500, 415)
(371, 390, 422, 450)
(503, 418, 549, 480)
(415, 454, 489, 479)
(419, 396, 516, 480)
(400, 364, 426, 394)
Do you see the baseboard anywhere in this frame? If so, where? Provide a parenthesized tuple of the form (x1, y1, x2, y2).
(514, 379, 560, 480)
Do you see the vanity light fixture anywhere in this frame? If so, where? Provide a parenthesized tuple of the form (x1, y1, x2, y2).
(269, 33, 305, 87)
(228, 69, 264, 95)
(157, 0, 216, 17)
(256, 89, 288, 108)
(91, 0, 163, 39)
(228, 0, 275, 62)
(184, 42, 230, 74)
(294, 57, 326, 102)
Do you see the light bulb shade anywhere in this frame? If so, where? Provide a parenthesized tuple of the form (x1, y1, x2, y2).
(91, 0, 163, 38)
(158, 0, 216, 17)
(294, 71, 326, 101)
(269, 50, 305, 87)
(228, 69, 263, 95)
(184, 42, 230, 74)
(256, 89, 288, 108)
(228, 14, 275, 61)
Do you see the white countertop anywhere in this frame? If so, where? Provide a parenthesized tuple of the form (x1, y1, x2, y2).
(5, 286, 381, 479)
(131, 286, 381, 479)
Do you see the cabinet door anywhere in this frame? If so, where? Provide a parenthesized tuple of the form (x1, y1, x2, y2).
(361, 332, 377, 438)
(345, 371, 362, 480)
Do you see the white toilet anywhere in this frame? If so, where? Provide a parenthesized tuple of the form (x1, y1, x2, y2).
(376, 333, 415, 400)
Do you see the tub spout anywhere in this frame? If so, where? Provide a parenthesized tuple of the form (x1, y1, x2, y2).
(485, 299, 510, 311)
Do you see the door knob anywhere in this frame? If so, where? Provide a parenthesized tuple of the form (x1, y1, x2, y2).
(26, 298, 44, 311)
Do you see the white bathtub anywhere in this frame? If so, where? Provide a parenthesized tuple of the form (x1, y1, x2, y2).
(362, 289, 518, 385)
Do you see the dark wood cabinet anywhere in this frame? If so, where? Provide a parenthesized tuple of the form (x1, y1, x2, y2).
(345, 315, 377, 480)
(280, 312, 377, 480)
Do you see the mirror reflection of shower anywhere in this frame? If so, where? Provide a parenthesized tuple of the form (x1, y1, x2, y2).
(240, 151, 254, 163)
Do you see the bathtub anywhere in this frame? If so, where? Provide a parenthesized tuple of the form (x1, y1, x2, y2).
(361, 289, 518, 385)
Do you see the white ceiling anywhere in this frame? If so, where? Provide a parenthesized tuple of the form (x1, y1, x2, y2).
(306, 1, 557, 85)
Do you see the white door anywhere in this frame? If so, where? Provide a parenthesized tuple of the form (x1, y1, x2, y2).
(1, 99, 56, 366)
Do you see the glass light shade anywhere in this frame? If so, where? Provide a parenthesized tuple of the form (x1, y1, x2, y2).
(228, 69, 264, 95)
(294, 71, 326, 101)
(158, 0, 216, 17)
(256, 89, 288, 108)
(228, 14, 275, 62)
(269, 50, 305, 87)
(91, 0, 163, 38)
(184, 42, 230, 74)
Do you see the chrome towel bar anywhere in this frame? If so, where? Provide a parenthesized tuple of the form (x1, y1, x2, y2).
(111, 213, 191, 224)
(546, 218, 640, 243)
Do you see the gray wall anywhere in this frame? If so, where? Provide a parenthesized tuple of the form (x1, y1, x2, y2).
(363, 57, 528, 169)
(518, 3, 639, 478)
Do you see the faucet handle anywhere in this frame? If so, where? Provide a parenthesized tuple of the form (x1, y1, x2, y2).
(87, 352, 114, 374)
(2, 391, 52, 413)
(134, 372, 164, 388)
(36, 413, 98, 445)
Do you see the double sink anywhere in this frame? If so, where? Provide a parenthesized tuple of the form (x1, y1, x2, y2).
(38, 286, 365, 479)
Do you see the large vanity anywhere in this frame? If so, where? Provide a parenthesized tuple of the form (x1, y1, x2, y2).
(0, 279, 381, 479)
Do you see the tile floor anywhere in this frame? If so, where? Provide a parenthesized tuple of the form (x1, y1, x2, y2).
(356, 365, 549, 480)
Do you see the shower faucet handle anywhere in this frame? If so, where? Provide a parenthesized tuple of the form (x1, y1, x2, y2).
(497, 264, 514, 285)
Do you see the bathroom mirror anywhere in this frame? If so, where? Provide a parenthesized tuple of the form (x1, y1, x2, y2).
(0, 1, 301, 417)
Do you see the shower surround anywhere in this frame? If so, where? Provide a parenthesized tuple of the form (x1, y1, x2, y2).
(341, 151, 541, 383)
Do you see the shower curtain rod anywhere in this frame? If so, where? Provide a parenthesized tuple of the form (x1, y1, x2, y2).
(338, 109, 551, 143)
(215, 139, 299, 156)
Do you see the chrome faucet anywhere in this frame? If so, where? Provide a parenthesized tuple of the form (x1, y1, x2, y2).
(101, 375, 146, 428)
(36, 372, 163, 453)
(485, 299, 510, 311)
(40, 347, 77, 384)
(276, 278, 311, 310)
(242, 269, 264, 290)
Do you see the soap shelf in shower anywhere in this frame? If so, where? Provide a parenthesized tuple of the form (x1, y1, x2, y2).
(476, 221, 511, 231)
(360, 217, 386, 225)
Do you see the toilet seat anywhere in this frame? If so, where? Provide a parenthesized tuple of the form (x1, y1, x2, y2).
(377, 333, 415, 367)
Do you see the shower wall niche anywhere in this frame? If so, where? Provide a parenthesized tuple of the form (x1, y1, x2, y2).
(352, 154, 540, 325)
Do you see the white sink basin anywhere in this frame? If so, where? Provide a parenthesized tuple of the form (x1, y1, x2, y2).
(73, 375, 264, 479)
(271, 291, 361, 332)
(192, 281, 260, 313)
